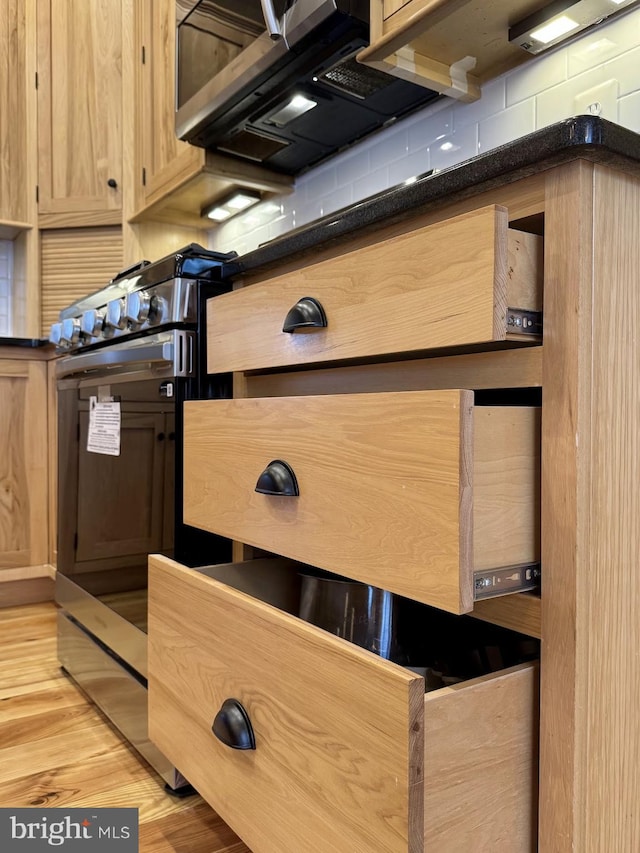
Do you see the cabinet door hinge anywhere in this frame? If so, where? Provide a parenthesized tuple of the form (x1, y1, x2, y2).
(141, 45, 146, 64)
(35, 71, 38, 89)
(35, 185, 39, 203)
(142, 167, 146, 186)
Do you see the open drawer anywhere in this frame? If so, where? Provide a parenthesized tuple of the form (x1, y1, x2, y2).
(206, 204, 542, 374)
(183, 390, 540, 614)
(148, 554, 539, 853)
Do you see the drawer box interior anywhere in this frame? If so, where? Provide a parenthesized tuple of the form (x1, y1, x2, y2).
(194, 557, 538, 678)
(148, 554, 539, 853)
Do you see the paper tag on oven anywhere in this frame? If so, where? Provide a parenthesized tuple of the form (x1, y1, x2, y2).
(87, 396, 121, 456)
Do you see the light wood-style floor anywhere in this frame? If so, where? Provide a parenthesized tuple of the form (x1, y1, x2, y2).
(0, 601, 251, 852)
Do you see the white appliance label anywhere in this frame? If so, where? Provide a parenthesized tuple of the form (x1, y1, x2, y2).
(87, 396, 121, 456)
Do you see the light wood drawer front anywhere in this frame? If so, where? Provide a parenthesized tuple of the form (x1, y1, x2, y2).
(148, 555, 538, 853)
(206, 205, 542, 373)
(148, 555, 425, 853)
(183, 391, 540, 615)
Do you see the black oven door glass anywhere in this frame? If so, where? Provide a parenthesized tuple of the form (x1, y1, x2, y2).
(58, 378, 176, 633)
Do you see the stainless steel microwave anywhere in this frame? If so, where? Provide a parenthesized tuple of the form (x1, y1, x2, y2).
(175, 0, 439, 175)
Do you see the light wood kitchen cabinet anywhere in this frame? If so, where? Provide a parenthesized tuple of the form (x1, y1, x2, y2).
(0, 352, 49, 574)
(148, 131, 640, 849)
(0, 0, 40, 338)
(132, 0, 292, 229)
(0, 0, 31, 226)
(149, 170, 547, 849)
(358, 0, 544, 101)
(36, 0, 123, 227)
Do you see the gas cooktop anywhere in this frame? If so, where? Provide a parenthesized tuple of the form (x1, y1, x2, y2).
(49, 244, 235, 354)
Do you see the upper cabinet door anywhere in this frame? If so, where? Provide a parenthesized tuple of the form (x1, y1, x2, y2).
(0, 0, 30, 224)
(36, 0, 122, 220)
(137, 0, 202, 206)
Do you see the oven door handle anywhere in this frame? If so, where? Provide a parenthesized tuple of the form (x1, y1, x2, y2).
(55, 331, 194, 379)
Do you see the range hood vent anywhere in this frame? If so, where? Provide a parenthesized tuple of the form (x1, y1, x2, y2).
(318, 55, 395, 100)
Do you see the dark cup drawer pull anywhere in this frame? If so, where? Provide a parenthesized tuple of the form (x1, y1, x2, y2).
(255, 459, 299, 497)
(282, 296, 327, 333)
(212, 698, 256, 750)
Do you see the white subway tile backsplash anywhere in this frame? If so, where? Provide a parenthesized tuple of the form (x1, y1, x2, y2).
(506, 49, 567, 106)
(604, 47, 640, 97)
(455, 78, 506, 127)
(317, 184, 354, 218)
(303, 161, 338, 200)
(407, 105, 453, 152)
(0, 239, 12, 334)
(430, 123, 478, 169)
(536, 66, 608, 129)
(479, 100, 535, 152)
(336, 149, 371, 185)
(209, 8, 640, 256)
(352, 165, 390, 202)
(568, 12, 640, 76)
(388, 149, 431, 186)
(619, 91, 640, 133)
(268, 214, 294, 242)
(369, 126, 409, 171)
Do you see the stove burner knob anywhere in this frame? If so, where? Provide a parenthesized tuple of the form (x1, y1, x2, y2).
(124, 291, 152, 326)
(147, 295, 167, 326)
(105, 298, 127, 331)
(61, 317, 82, 346)
(81, 309, 105, 338)
(49, 322, 63, 346)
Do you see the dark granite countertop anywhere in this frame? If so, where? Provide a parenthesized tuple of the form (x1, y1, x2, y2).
(222, 116, 640, 280)
(0, 337, 50, 348)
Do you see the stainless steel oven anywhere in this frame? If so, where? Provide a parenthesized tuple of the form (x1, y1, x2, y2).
(51, 246, 234, 790)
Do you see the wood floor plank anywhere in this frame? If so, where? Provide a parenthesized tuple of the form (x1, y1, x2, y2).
(0, 601, 252, 852)
(0, 605, 57, 643)
(140, 801, 251, 853)
(0, 636, 57, 661)
(0, 742, 149, 807)
(0, 722, 126, 784)
(0, 704, 108, 749)
(0, 675, 68, 701)
(0, 657, 63, 691)
(0, 680, 85, 723)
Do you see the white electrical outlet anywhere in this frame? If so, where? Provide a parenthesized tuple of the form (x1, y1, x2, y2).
(573, 79, 618, 120)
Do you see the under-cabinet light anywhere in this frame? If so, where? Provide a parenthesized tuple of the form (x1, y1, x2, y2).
(530, 14, 580, 42)
(202, 190, 262, 223)
(509, 0, 640, 54)
(267, 94, 317, 128)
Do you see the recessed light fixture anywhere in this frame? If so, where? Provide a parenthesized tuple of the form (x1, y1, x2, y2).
(509, 0, 640, 54)
(201, 190, 262, 223)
